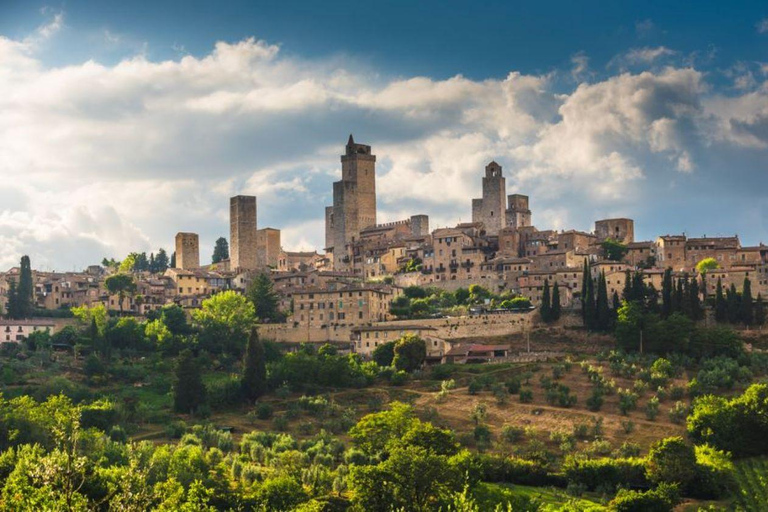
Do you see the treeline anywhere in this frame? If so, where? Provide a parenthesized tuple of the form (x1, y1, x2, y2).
(390, 284, 532, 319)
(0, 390, 754, 511)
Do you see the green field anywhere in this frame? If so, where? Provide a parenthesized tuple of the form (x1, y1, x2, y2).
(733, 457, 768, 511)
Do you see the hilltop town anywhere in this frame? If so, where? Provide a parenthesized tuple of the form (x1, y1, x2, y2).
(2, 135, 765, 352)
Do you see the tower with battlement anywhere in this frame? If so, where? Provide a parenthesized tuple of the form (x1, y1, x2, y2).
(325, 135, 377, 269)
(175, 232, 200, 269)
(472, 161, 507, 236)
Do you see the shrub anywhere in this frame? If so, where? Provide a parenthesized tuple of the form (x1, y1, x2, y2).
(668, 401, 688, 425)
(620, 420, 635, 434)
(618, 389, 638, 415)
(586, 389, 604, 412)
(562, 456, 648, 492)
(519, 389, 533, 403)
(501, 425, 524, 443)
(255, 402, 274, 420)
(505, 377, 521, 394)
(645, 396, 660, 420)
(608, 482, 680, 512)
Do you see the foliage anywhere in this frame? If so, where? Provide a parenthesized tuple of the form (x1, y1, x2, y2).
(241, 329, 267, 402)
(173, 349, 207, 414)
(247, 272, 282, 323)
(696, 257, 720, 274)
(392, 334, 426, 372)
(602, 238, 629, 262)
(191, 291, 256, 355)
(211, 237, 229, 264)
(608, 482, 680, 512)
(372, 341, 395, 367)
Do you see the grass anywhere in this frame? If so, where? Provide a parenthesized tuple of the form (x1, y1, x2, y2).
(733, 457, 768, 511)
(476, 483, 606, 511)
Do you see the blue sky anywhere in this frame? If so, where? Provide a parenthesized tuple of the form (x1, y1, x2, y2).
(0, 1, 767, 270)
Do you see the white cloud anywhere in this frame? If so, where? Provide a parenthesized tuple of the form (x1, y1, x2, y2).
(757, 19, 768, 34)
(0, 23, 765, 269)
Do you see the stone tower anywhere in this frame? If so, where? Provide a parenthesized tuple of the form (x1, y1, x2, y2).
(325, 135, 377, 268)
(175, 232, 200, 269)
(471, 161, 507, 235)
(595, 218, 635, 245)
(230, 195, 258, 270)
(506, 194, 532, 229)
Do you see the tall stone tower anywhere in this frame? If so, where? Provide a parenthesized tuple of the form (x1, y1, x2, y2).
(325, 135, 377, 268)
(175, 232, 200, 270)
(230, 195, 258, 270)
(471, 161, 507, 236)
(506, 194, 532, 229)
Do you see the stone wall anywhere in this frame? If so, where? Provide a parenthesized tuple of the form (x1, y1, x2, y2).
(258, 311, 533, 344)
(175, 232, 200, 270)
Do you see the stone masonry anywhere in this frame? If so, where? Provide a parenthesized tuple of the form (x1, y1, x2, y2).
(230, 195, 258, 270)
(174, 232, 200, 270)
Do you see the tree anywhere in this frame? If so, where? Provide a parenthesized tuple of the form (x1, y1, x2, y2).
(170, 251, 176, 268)
(173, 349, 206, 414)
(191, 291, 256, 355)
(715, 278, 727, 323)
(696, 257, 720, 274)
(581, 259, 590, 324)
(372, 341, 396, 367)
(119, 253, 138, 273)
(551, 282, 561, 321)
(615, 301, 644, 352)
(212, 237, 229, 264)
(104, 273, 136, 315)
(540, 279, 552, 322)
(689, 277, 703, 321)
(741, 277, 754, 325)
(242, 329, 267, 402)
(661, 268, 673, 318)
(646, 437, 697, 488)
(596, 271, 611, 331)
(756, 293, 766, 327)
(247, 272, 280, 323)
(726, 284, 740, 324)
(392, 334, 426, 372)
(17, 255, 34, 318)
(154, 248, 170, 273)
(5, 280, 19, 319)
(602, 238, 629, 261)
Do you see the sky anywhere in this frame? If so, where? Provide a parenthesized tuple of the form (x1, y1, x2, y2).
(0, 1, 767, 271)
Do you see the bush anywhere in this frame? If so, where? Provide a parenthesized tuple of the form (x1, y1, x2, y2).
(255, 402, 274, 420)
(563, 456, 648, 492)
(519, 389, 533, 403)
(586, 389, 604, 412)
(668, 401, 688, 425)
(462, 453, 556, 486)
(645, 396, 660, 420)
(501, 425, 524, 443)
(608, 482, 680, 512)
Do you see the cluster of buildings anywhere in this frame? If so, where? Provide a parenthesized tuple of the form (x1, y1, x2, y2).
(2, 135, 767, 351)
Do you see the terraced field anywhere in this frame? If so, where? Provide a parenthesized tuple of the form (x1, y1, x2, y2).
(734, 457, 768, 511)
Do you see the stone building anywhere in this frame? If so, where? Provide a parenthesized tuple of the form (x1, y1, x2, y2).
(325, 135, 378, 269)
(292, 285, 400, 328)
(657, 235, 687, 270)
(230, 195, 258, 271)
(472, 161, 507, 236)
(256, 227, 281, 268)
(595, 218, 635, 245)
(175, 232, 200, 270)
(506, 194, 532, 229)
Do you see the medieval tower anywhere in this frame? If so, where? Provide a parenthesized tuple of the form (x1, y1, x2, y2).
(472, 161, 507, 236)
(506, 194, 532, 229)
(175, 232, 200, 269)
(230, 195, 258, 270)
(325, 135, 377, 268)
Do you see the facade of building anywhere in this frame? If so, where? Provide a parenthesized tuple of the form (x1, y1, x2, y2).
(175, 232, 200, 270)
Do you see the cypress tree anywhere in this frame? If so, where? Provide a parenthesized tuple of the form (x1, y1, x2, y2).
(173, 349, 207, 414)
(540, 279, 552, 322)
(242, 329, 267, 402)
(715, 277, 727, 322)
(17, 255, 34, 318)
(170, 251, 177, 269)
(756, 293, 766, 327)
(551, 282, 561, 321)
(661, 268, 673, 318)
(581, 259, 590, 324)
(727, 284, 740, 324)
(673, 277, 684, 314)
(6, 280, 19, 319)
(632, 271, 645, 303)
(646, 283, 660, 314)
(596, 271, 611, 331)
(248, 272, 280, 323)
(700, 272, 708, 300)
(585, 272, 596, 330)
(741, 277, 754, 326)
(622, 269, 633, 302)
(689, 277, 702, 321)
